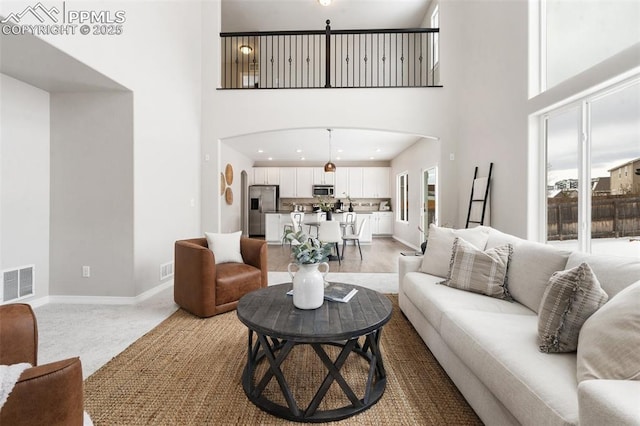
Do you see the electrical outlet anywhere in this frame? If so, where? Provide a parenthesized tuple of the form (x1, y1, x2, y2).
(82, 266, 90, 277)
(450, 153, 455, 161)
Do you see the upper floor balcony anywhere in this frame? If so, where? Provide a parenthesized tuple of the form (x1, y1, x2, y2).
(220, 20, 440, 89)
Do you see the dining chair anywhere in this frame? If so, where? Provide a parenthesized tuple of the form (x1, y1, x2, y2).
(283, 212, 305, 244)
(341, 218, 367, 260)
(344, 212, 357, 235)
(318, 220, 342, 264)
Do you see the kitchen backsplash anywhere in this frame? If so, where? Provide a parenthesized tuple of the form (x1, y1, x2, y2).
(280, 198, 392, 212)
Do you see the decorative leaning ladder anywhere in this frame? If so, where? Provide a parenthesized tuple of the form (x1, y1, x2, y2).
(465, 163, 493, 228)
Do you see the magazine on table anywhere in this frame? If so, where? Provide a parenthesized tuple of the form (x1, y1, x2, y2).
(286, 283, 358, 303)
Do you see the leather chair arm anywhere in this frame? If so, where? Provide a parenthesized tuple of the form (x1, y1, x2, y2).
(0, 303, 38, 365)
(241, 237, 268, 287)
(174, 238, 218, 314)
(0, 357, 84, 426)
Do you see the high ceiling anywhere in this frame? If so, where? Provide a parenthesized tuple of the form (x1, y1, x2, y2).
(221, 0, 432, 33)
(221, 0, 432, 163)
(224, 128, 426, 164)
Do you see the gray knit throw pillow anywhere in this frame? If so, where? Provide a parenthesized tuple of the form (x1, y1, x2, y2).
(538, 262, 608, 353)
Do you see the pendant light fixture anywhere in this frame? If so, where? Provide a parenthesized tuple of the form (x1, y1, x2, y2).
(323, 129, 336, 172)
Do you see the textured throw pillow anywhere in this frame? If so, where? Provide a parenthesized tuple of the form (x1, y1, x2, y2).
(420, 224, 490, 278)
(537, 263, 608, 353)
(444, 237, 513, 299)
(577, 280, 640, 382)
(204, 231, 244, 264)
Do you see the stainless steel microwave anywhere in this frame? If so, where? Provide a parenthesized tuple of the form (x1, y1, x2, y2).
(312, 185, 334, 197)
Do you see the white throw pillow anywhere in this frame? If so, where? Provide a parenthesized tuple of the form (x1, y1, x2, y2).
(204, 231, 244, 264)
(420, 224, 490, 278)
(444, 237, 513, 299)
(577, 280, 640, 381)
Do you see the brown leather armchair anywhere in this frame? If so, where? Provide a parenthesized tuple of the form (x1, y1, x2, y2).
(174, 236, 268, 318)
(0, 303, 84, 426)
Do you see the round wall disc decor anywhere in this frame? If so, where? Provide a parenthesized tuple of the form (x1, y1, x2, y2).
(225, 163, 234, 185)
(225, 187, 233, 205)
(220, 173, 226, 196)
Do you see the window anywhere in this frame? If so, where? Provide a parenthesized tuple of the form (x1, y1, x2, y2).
(544, 79, 640, 258)
(397, 172, 409, 222)
(430, 5, 439, 67)
(542, 0, 640, 90)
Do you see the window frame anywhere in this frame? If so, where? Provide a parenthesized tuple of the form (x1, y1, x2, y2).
(541, 77, 640, 253)
(396, 171, 409, 223)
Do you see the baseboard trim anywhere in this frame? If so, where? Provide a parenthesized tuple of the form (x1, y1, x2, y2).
(44, 280, 174, 306)
(392, 235, 420, 251)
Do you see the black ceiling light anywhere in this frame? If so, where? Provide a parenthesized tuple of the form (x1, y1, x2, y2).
(323, 129, 336, 172)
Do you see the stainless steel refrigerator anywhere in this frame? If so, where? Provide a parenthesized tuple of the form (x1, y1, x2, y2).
(249, 185, 279, 236)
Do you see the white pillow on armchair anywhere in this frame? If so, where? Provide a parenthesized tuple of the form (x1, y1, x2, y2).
(204, 231, 244, 264)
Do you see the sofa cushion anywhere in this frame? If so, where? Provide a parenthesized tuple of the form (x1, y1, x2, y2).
(445, 237, 513, 300)
(565, 252, 640, 298)
(538, 263, 608, 353)
(205, 231, 244, 264)
(402, 272, 533, 333)
(440, 310, 579, 426)
(577, 280, 640, 382)
(420, 225, 490, 278)
(507, 240, 571, 313)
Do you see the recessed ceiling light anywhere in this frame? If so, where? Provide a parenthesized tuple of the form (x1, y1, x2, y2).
(258, 149, 264, 153)
(369, 156, 375, 160)
(318, 0, 331, 6)
(268, 157, 273, 160)
(337, 149, 343, 153)
(239, 45, 253, 55)
(336, 156, 341, 160)
(300, 157, 306, 160)
(376, 148, 382, 152)
(296, 149, 302, 153)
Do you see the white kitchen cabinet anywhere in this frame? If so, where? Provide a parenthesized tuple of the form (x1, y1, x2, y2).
(363, 167, 390, 198)
(348, 168, 364, 198)
(279, 168, 296, 197)
(372, 211, 393, 235)
(253, 167, 280, 185)
(265, 213, 282, 242)
(334, 168, 349, 197)
(296, 168, 314, 198)
(312, 168, 335, 185)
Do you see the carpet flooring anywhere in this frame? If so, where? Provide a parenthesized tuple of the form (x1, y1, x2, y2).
(84, 296, 482, 425)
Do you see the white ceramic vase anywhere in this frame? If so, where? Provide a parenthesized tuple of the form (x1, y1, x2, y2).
(287, 262, 329, 309)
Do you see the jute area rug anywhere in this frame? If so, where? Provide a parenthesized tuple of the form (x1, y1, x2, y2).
(84, 296, 482, 425)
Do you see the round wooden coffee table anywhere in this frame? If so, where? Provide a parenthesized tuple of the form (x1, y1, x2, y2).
(236, 282, 392, 423)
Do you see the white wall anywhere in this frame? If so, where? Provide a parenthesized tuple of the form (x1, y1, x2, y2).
(218, 142, 253, 233)
(442, 0, 529, 237)
(50, 92, 135, 297)
(0, 74, 50, 301)
(391, 138, 441, 249)
(4, 1, 205, 296)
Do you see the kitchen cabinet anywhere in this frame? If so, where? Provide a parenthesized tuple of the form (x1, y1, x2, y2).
(278, 168, 296, 197)
(356, 214, 373, 242)
(253, 167, 280, 185)
(296, 168, 314, 198)
(371, 211, 393, 235)
(334, 168, 349, 197)
(312, 168, 335, 186)
(363, 167, 390, 198)
(265, 213, 282, 242)
(348, 168, 364, 198)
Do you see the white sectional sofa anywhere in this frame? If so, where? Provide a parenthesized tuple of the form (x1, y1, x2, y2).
(398, 226, 640, 426)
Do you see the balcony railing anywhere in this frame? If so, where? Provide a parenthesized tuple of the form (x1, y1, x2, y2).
(220, 20, 440, 89)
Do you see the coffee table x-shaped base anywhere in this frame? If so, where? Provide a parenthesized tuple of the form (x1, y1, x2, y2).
(242, 329, 387, 423)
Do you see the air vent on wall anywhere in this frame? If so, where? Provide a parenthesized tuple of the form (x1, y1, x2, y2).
(2, 265, 34, 302)
(160, 261, 174, 281)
